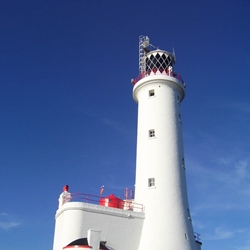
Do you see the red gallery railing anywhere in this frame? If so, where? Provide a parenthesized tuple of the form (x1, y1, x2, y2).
(61, 192, 144, 213)
(132, 68, 186, 88)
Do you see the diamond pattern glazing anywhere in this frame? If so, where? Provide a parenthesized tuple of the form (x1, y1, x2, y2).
(145, 52, 174, 71)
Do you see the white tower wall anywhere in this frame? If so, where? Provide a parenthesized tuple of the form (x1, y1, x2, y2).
(133, 72, 197, 249)
(53, 202, 144, 250)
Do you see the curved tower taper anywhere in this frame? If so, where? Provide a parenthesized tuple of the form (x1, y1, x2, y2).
(133, 36, 197, 250)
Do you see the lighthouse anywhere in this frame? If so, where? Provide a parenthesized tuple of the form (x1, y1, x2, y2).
(52, 36, 202, 250)
(132, 36, 198, 250)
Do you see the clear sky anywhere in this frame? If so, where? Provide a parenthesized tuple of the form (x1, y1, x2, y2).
(0, 0, 250, 249)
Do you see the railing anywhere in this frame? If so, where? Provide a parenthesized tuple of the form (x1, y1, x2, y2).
(70, 192, 101, 204)
(61, 192, 144, 213)
(124, 187, 134, 200)
(132, 68, 186, 88)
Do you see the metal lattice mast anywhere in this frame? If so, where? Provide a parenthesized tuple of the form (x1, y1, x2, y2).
(139, 35, 149, 74)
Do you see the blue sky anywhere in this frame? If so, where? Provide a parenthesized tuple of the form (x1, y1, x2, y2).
(0, 0, 250, 249)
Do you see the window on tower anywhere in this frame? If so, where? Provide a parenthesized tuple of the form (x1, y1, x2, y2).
(148, 178, 155, 187)
(149, 129, 155, 138)
(149, 89, 155, 97)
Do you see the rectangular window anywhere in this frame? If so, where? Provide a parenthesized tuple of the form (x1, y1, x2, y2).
(148, 178, 155, 187)
(149, 129, 155, 138)
(149, 89, 155, 97)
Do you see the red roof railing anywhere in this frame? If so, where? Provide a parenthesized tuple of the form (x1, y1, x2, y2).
(61, 192, 144, 213)
(132, 68, 186, 88)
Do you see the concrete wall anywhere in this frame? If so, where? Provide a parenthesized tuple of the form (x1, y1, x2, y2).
(53, 202, 144, 250)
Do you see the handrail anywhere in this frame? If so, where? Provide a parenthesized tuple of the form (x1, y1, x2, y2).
(132, 69, 186, 88)
(61, 192, 144, 213)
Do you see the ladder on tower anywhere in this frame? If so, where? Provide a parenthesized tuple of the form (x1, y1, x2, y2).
(139, 35, 149, 73)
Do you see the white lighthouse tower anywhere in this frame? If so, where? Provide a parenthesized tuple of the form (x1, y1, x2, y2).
(52, 36, 202, 250)
(132, 36, 198, 250)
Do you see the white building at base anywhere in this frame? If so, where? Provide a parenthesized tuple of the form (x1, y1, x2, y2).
(52, 36, 202, 250)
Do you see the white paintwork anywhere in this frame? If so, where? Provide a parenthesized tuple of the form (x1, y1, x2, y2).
(87, 229, 100, 250)
(196, 241, 202, 250)
(58, 191, 71, 208)
(53, 202, 144, 250)
(133, 73, 197, 250)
